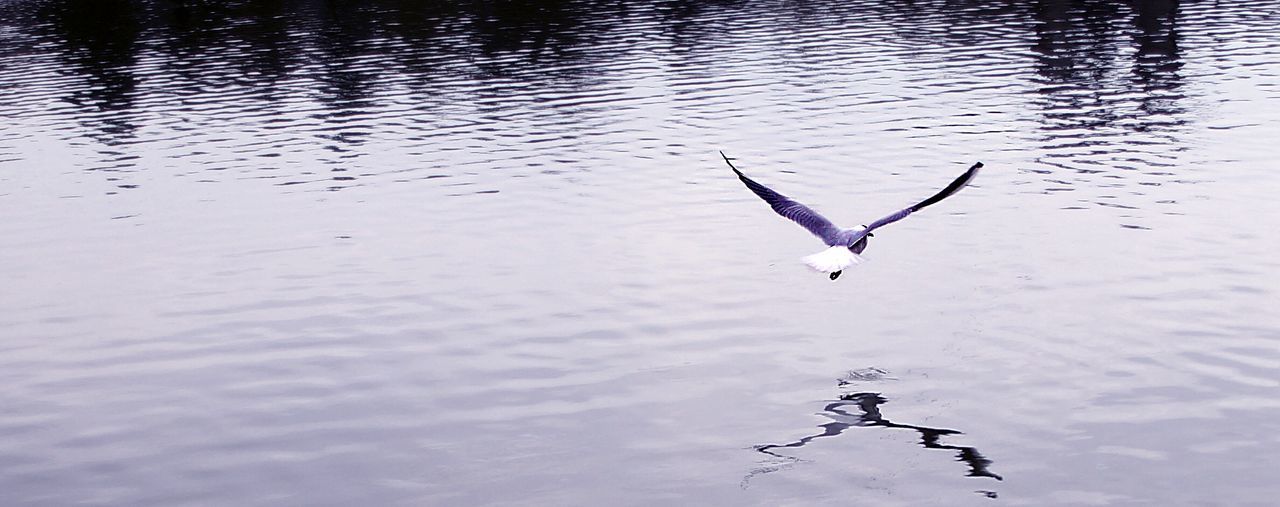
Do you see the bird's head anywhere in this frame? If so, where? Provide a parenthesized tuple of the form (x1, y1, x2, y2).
(850, 233, 871, 255)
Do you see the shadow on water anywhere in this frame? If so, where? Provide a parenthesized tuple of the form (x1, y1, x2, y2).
(744, 372, 1001, 498)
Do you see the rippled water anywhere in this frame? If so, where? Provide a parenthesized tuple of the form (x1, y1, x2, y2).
(2, 0, 1280, 505)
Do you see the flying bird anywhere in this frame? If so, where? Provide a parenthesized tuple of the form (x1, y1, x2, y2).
(722, 151, 982, 280)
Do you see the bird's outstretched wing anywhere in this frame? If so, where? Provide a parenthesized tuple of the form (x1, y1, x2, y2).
(862, 162, 983, 236)
(722, 151, 844, 245)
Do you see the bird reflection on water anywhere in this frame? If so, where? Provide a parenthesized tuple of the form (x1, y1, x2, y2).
(744, 382, 1002, 495)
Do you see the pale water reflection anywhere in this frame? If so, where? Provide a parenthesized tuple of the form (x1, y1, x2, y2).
(2, 1, 1280, 505)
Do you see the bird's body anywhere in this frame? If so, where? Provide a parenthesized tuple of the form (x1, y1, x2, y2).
(722, 151, 982, 280)
(802, 245, 865, 277)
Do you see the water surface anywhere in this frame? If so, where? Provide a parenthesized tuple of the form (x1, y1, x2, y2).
(2, 1, 1280, 505)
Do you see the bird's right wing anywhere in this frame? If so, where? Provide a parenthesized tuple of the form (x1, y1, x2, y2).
(862, 161, 983, 236)
(908, 161, 983, 213)
(721, 151, 844, 245)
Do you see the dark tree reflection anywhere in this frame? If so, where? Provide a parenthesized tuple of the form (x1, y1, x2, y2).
(1131, 0, 1184, 123)
(152, 1, 296, 88)
(1031, 0, 1185, 135)
(37, 0, 142, 142)
(18, 0, 1191, 142)
(1033, 1, 1131, 132)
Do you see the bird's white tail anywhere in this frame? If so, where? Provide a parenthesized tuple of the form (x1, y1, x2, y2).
(802, 246, 865, 274)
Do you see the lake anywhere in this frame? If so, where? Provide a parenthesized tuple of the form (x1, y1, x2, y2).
(2, 0, 1279, 505)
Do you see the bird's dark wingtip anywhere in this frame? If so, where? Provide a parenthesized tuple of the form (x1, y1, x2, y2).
(972, 161, 984, 169)
(720, 150, 744, 176)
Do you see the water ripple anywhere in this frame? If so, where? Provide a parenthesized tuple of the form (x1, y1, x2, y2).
(3, 0, 1280, 505)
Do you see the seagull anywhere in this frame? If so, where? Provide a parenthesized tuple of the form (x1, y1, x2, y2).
(722, 151, 982, 280)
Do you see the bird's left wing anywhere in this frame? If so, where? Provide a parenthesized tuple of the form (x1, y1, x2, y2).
(721, 151, 844, 245)
(862, 161, 983, 237)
